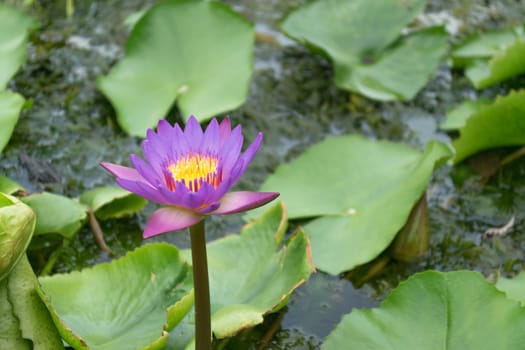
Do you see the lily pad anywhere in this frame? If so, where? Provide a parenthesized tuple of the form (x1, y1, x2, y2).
(79, 186, 147, 220)
(322, 270, 525, 350)
(0, 193, 35, 281)
(0, 4, 35, 90)
(496, 271, 525, 306)
(0, 275, 30, 349)
(253, 136, 452, 274)
(453, 90, 525, 163)
(98, 0, 254, 136)
(280, 0, 448, 101)
(21, 192, 87, 237)
(0, 91, 25, 153)
(37, 243, 194, 350)
(440, 98, 491, 131)
(173, 202, 314, 349)
(0, 175, 25, 195)
(452, 25, 525, 89)
(5, 255, 64, 349)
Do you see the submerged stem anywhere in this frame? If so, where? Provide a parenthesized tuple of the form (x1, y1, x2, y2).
(189, 220, 211, 350)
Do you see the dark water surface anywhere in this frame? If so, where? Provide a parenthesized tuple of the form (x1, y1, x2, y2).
(2, 0, 525, 348)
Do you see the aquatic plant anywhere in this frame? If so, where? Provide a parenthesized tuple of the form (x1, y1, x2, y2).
(101, 116, 278, 349)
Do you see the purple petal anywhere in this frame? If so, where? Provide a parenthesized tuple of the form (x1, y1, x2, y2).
(143, 207, 203, 238)
(239, 132, 263, 167)
(172, 123, 190, 157)
(116, 178, 169, 205)
(100, 162, 146, 182)
(141, 140, 165, 175)
(201, 118, 220, 153)
(210, 160, 244, 202)
(158, 184, 194, 208)
(218, 117, 231, 145)
(145, 128, 170, 160)
(229, 132, 263, 184)
(211, 191, 279, 215)
(184, 116, 203, 149)
(219, 125, 243, 176)
(130, 154, 160, 186)
(156, 119, 176, 148)
(197, 202, 220, 214)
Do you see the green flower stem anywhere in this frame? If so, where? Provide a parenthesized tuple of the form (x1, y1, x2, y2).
(189, 220, 211, 350)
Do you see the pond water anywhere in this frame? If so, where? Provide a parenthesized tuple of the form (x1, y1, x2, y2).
(2, 0, 525, 348)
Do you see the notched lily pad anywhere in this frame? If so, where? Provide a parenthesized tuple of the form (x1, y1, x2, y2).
(440, 98, 491, 131)
(281, 0, 448, 101)
(452, 90, 525, 163)
(98, 0, 255, 136)
(0, 175, 25, 195)
(6, 255, 64, 349)
(253, 135, 453, 275)
(79, 186, 147, 220)
(22, 192, 87, 237)
(452, 25, 525, 89)
(322, 270, 525, 350)
(0, 4, 36, 90)
(496, 271, 525, 306)
(174, 203, 314, 349)
(37, 243, 194, 350)
(0, 91, 25, 153)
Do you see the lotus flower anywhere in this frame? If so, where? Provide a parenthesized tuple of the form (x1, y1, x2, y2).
(101, 116, 279, 238)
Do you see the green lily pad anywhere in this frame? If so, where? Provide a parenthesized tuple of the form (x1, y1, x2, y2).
(4, 255, 64, 349)
(0, 275, 30, 349)
(453, 90, 525, 163)
(21, 192, 87, 237)
(440, 98, 491, 131)
(0, 193, 35, 281)
(37, 243, 194, 350)
(1, 255, 64, 350)
(496, 271, 525, 306)
(452, 25, 525, 89)
(98, 0, 254, 136)
(252, 136, 452, 275)
(0, 4, 35, 90)
(79, 186, 147, 220)
(0, 175, 25, 195)
(0, 91, 25, 153)
(322, 270, 525, 350)
(281, 0, 448, 101)
(173, 202, 314, 349)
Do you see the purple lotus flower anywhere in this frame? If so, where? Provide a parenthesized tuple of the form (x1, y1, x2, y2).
(101, 116, 279, 238)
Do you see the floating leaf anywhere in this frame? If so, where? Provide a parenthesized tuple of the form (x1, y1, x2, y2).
(0, 91, 25, 153)
(0, 175, 25, 195)
(21, 192, 87, 237)
(281, 0, 448, 101)
(0, 4, 35, 90)
(453, 90, 525, 163)
(322, 270, 525, 350)
(452, 25, 525, 88)
(440, 98, 491, 131)
(0, 274, 31, 349)
(98, 0, 254, 136)
(79, 186, 147, 220)
(172, 203, 314, 349)
(6, 255, 64, 349)
(252, 136, 452, 274)
(0, 193, 35, 281)
(496, 271, 525, 306)
(37, 243, 194, 350)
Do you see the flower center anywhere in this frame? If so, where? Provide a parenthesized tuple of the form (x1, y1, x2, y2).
(165, 153, 221, 192)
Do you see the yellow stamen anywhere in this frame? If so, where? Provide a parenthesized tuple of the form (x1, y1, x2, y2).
(166, 153, 220, 192)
